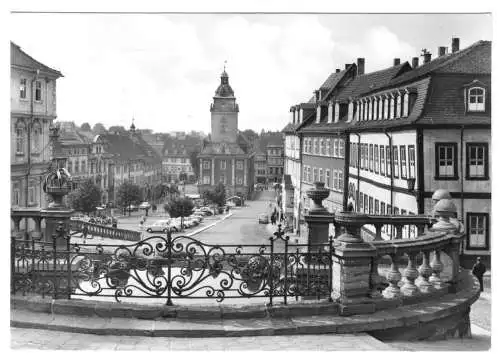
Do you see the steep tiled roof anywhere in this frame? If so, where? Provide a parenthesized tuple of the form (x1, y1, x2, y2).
(163, 135, 202, 156)
(319, 70, 348, 91)
(337, 63, 410, 101)
(384, 41, 491, 89)
(11, 42, 63, 77)
(99, 133, 162, 164)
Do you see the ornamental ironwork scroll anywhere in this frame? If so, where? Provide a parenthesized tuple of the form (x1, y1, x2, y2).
(11, 225, 334, 305)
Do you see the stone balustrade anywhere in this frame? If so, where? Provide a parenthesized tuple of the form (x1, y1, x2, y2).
(69, 219, 141, 242)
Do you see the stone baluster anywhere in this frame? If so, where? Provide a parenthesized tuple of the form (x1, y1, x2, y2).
(369, 256, 383, 298)
(304, 182, 333, 252)
(382, 254, 402, 298)
(12, 216, 23, 239)
(418, 251, 434, 293)
(31, 216, 43, 241)
(429, 250, 445, 289)
(401, 252, 419, 296)
(374, 224, 383, 241)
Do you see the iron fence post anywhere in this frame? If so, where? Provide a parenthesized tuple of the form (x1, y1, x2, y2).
(52, 234, 58, 299)
(328, 236, 333, 302)
(66, 234, 71, 299)
(269, 233, 274, 306)
(283, 234, 288, 305)
(11, 236, 15, 295)
(166, 230, 173, 306)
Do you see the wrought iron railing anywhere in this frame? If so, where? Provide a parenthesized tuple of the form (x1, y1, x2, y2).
(69, 220, 141, 242)
(11, 225, 334, 305)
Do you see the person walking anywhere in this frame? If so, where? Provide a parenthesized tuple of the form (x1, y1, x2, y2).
(82, 223, 89, 244)
(472, 257, 487, 292)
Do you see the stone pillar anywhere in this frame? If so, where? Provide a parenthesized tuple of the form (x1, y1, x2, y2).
(211, 158, 215, 185)
(331, 211, 377, 315)
(304, 182, 333, 252)
(232, 158, 235, 186)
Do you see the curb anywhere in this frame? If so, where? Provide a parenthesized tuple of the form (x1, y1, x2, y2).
(187, 212, 234, 237)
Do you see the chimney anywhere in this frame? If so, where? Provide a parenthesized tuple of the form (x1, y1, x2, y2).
(423, 52, 432, 64)
(438, 46, 447, 57)
(336, 68, 340, 73)
(452, 37, 460, 53)
(357, 58, 365, 75)
(345, 64, 350, 70)
(412, 57, 419, 68)
(393, 58, 400, 66)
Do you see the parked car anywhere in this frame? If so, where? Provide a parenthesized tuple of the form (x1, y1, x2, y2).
(258, 213, 269, 224)
(127, 204, 139, 211)
(139, 202, 151, 210)
(146, 220, 171, 233)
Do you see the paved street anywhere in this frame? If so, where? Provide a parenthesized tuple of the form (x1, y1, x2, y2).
(194, 190, 278, 245)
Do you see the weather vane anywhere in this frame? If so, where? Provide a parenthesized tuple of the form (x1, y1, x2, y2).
(224, 60, 227, 72)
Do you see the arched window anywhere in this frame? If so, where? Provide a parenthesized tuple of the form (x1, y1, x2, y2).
(468, 87, 485, 112)
(32, 122, 41, 153)
(15, 122, 25, 154)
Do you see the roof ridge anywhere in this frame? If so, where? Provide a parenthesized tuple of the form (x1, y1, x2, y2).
(11, 42, 63, 77)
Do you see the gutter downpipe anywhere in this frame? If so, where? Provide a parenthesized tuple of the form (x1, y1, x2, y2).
(460, 125, 465, 254)
(384, 130, 394, 239)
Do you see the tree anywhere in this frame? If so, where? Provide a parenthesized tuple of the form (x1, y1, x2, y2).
(80, 122, 91, 132)
(164, 197, 194, 218)
(68, 179, 102, 215)
(116, 181, 141, 216)
(108, 125, 127, 134)
(92, 123, 107, 134)
(202, 182, 226, 207)
(189, 150, 200, 179)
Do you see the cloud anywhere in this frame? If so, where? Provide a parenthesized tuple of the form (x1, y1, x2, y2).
(9, 16, 436, 134)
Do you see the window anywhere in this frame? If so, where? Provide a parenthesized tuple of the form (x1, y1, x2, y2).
(15, 125, 24, 154)
(374, 145, 379, 174)
(339, 139, 345, 158)
(393, 145, 399, 178)
(19, 79, 27, 99)
(203, 161, 210, 169)
(236, 160, 244, 170)
(380, 146, 385, 176)
(333, 139, 339, 157)
(68, 159, 73, 174)
(369, 197, 373, 214)
(396, 94, 402, 118)
(375, 199, 379, 215)
(333, 170, 339, 190)
(364, 194, 368, 213)
(35, 81, 42, 101)
(319, 168, 324, 183)
(28, 186, 35, 204)
(435, 143, 458, 179)
(303, 167, 308, 181)
(314, 138, 319, 154)
(325, 169, 331, 188)
(320, 139, 326, 155)
(220, 160, 226, 170)
(389, 96, 395, 119)
(338, 170, 344, 191)
(308, 167, 312, 183)
(326, 138, 332, 156)
(386, 146, 391, 177)
(369, 144, 374, 171)
(359, 192, 364, 211)
(313, 168, 318, 182)
(400, 146, 407, 179)
(220, 174, 226, 184)
(468, 87, 485, 112)
(237, 177, 243, 185)
(408, 145, 415, 179)
(81, 160, 86, 174)
(31, 125, 40, 153)
(466, 143, 488, 179)
(467, 213, 489, 250)
(378, 98, 384, 119)
(362, 144, 367, 169)
(203, 175, 211, 185)
(384, 97, 389, 119)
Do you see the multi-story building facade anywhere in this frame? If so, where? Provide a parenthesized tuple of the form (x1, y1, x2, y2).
(162, 134, 202, 183)
(11, 42, 63, 216)
(57, 121, 91, 190)
(345, 38, 491, 263)
(198, 69, 254, 199)
(254, 149, 267, 184)
(266, 141, 284, 184)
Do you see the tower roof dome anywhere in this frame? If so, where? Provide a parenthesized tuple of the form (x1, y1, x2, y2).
(215, 67, 234, 97)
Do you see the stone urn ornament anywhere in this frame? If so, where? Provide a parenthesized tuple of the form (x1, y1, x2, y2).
(43, 167, 72, 209)
(305, 182, 330, 214)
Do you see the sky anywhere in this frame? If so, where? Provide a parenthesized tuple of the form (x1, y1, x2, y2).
(10, 13, 491, 134)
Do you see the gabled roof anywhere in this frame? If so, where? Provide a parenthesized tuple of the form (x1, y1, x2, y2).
(337, 63, 410, 101)
(11, 42, 63, 78)
(383, 40, 491, 89)
(97, 133, 162, 164)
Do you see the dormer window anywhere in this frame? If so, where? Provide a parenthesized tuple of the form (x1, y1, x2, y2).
(396, 93, 402, 118)
(316, 105, 321, 123)
(334, 102, 340, 123)
(468, 87, 485, 112)
(328, 102, 333, 123)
